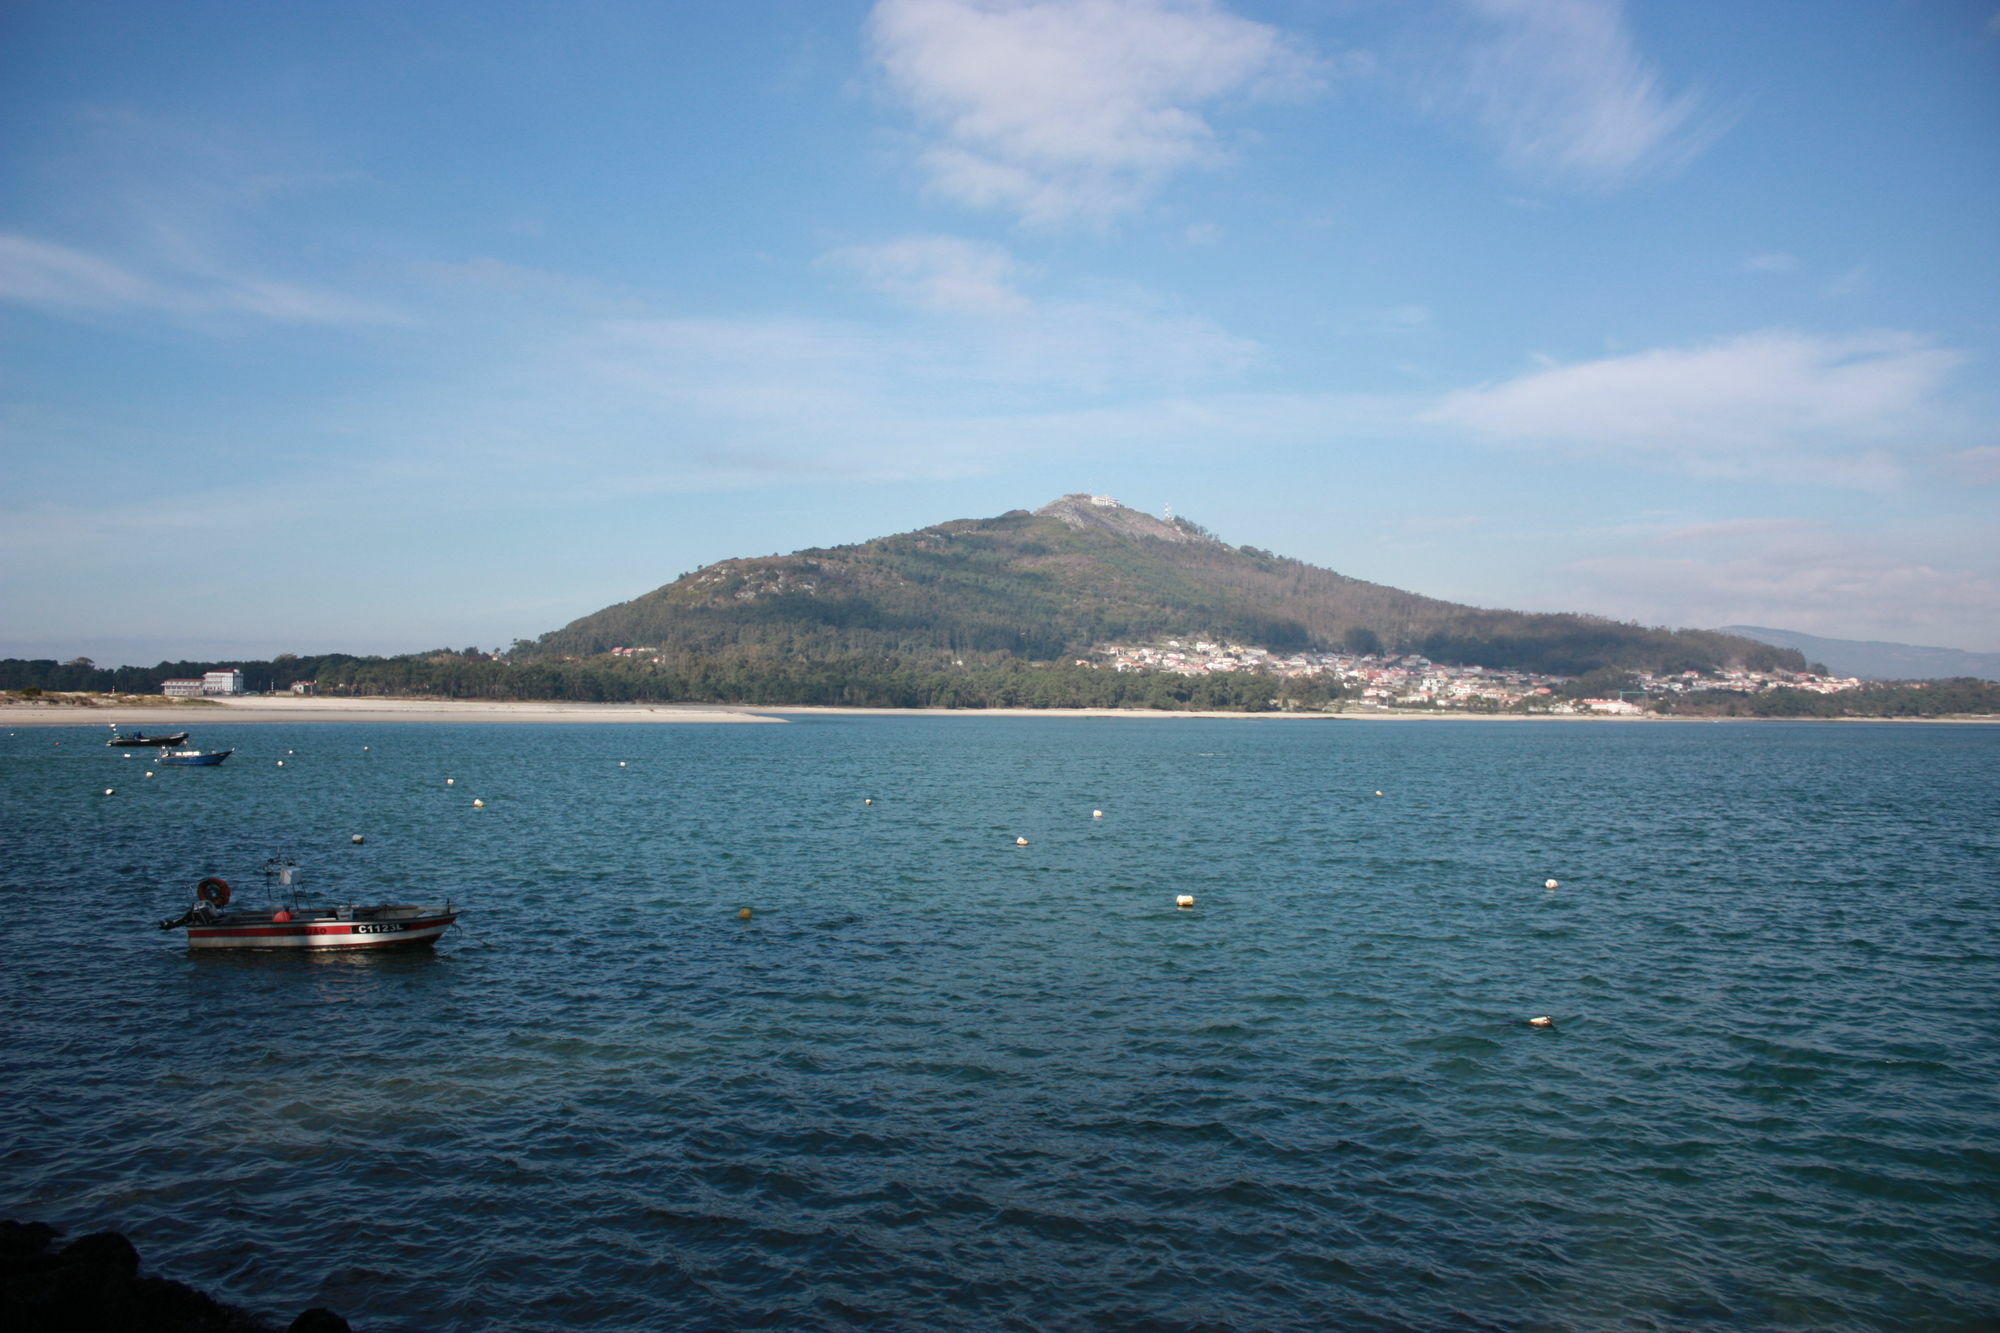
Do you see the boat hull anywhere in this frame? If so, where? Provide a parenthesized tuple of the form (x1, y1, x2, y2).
(184, 910, 458, 951)
(159, 750, 232, 766)
(108, 732, 189, 748)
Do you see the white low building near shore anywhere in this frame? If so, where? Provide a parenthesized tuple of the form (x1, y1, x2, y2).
(162, 670, 246, 697)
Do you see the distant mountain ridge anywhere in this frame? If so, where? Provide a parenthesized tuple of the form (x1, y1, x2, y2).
(1716, 625, 2000, 682)
(529, 495, 1804, 677)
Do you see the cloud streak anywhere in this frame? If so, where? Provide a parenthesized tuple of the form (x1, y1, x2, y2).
(1441, 0, 1714, 184)
(0, 231, 398, 327)
(818, 235, 1033, 314)
(1561, 517, 2000, 649)
(867, 0, 1324, 225)
(1426, 330, 1965, 485)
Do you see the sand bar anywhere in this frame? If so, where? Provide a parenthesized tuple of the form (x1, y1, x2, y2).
(2, 696, 1989, 727)
(0, 695, 784, 726)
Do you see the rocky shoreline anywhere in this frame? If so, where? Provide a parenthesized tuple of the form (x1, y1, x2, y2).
(1, 1221, 350, 1332)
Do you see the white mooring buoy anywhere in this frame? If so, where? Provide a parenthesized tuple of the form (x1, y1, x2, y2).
(1092, 809, 1104, 819)
(1528, 1016, 1554, 1028)
(1545, 879, 1560, 890)
(103, 788, 115, 796)
(1175, 894, 1196, 909)
(351, 834, 365, 844)
(1015, 836, 1029, 846)
(472, 798, 485, 808)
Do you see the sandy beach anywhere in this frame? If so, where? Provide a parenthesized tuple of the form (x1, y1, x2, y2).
(0, 695, 1505, 726)
(0, 695, 784, 726)
(2, 695, 1989, 727)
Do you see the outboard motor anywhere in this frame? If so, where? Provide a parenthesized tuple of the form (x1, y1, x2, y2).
(159, 901, 219, 930)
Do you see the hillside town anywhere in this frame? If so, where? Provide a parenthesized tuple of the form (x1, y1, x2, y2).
(1090, 640, 1867, 713)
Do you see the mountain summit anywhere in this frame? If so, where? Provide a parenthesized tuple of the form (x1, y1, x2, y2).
(1032, 493, 1208, 545)
(529, 497, 1801, 677)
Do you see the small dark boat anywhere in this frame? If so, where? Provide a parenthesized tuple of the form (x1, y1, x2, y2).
(158, 748, 233, 766)
(106, 730, 190, 747)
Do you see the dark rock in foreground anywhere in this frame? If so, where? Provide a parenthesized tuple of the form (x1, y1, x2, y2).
(0, 1220, 351, 1332)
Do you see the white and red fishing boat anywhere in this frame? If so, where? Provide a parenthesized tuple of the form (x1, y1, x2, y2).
(159, 859, 460, 951)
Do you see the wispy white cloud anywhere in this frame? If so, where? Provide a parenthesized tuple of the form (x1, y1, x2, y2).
(574, 292, 1259, 435)
(0, 234, 165, 311)
(0, 230, 398, 327)
(1395, 514, 1484, 536)
(1440, 0, 1715, 184)
(1741, 252, 1798, 273)
(818, 234, 1033, 314)
(1426, 330, 1965, 485)
(1311, 302, 1435, 339)
(1560, 516, 2000, 649)
(867, 0, 1326, 226)
(0, 109, 401, 330)
(1940, 445, 2000, 485)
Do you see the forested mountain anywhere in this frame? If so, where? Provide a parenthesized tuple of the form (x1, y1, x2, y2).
(529, 494, 1803, 677)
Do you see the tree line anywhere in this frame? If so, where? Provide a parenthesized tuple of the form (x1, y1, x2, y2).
(6, 653, 1995, 717)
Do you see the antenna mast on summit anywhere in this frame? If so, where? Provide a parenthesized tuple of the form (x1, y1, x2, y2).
(1163, 502, 1174, 522)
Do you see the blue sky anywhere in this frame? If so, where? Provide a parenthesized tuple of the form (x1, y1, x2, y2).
(3, 0, 1996, 665)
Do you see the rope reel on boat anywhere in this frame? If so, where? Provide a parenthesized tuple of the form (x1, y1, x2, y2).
(196, 877, 231, 908)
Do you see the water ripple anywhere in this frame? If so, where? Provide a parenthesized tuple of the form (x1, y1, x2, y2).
(2, 717, 1996, 1329)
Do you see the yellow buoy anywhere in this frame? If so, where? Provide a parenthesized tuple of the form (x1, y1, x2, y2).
(738, 907, 753, 920)
(1175, 894, 1195, 909)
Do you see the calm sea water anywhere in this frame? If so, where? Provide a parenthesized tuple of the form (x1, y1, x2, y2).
(1, 716, 1995, 1331)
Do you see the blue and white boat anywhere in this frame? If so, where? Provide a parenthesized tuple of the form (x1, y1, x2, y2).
(157, 748, 233, 766)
